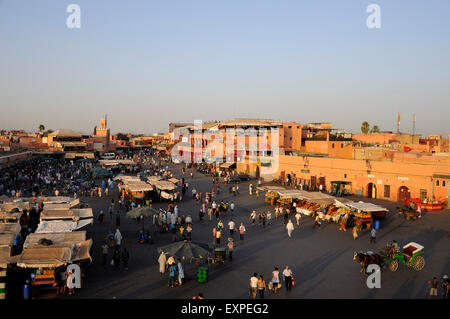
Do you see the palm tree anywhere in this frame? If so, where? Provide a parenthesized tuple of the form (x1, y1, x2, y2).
(371, 125, 380, 133)
(361, 121, 370, 134)
(38, 124, 45, 132)
(116, 133, 129, 141)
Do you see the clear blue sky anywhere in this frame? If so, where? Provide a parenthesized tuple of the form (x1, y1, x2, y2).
(1, 0, 449, 136)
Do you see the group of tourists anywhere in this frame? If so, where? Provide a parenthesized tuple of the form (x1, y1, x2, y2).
(158, 252, 185, 288)
(249, 266, 295, 299)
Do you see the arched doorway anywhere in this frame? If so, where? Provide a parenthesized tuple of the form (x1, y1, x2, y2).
(368, 183, 377, 199)
(398, 186, 410, 203)
(255, 165, 260, 180)
(311, 176, 317, 191)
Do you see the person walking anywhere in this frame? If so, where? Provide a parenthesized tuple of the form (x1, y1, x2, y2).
(271, 267, 280, 294)
(442, 275, 449, 299)
(230, 202, 235, 215)
(295, 211, 301, 227)
(227, 238, 234, 261)
(66, 270, 76, 295)
(286, 220, 294, 239)
(370, 227, 376, 244)
(313, 214, 321, 229)
(158, 252, 167, 276)
(250, 211, 256, 226)
(266, 211, 272, 225)
(168, 263, 177, 288)
(249, 273, 258, 299)
(115, 229, 122, 248)
(428, 277, 439, 299)
(352, 226, 359, 240)
(208, 207, 213, 221)
(283, 266, 294, 292)
(228, 219, 236, 237)
(339, 215, 347, 231)
(257, 275, 266, 299)
(101, 242, 109, 266)
(215, 228, 222, 246)
(239, 223, 246, 241)
(177, 258, 185, 287)
(186, 224, 192, 241)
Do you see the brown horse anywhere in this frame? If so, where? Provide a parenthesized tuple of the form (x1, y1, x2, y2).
(353, 251, 383, 274)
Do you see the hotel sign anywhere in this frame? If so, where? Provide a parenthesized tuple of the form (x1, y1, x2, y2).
(368, 174, 375, 178)
(398, 177, 409, 181)
(301, 169, 310, 173)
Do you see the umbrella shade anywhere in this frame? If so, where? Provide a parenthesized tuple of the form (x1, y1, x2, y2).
(0, 195, 12, 202)
(125, 206, 160, 219)
(157, 241, 211, 260)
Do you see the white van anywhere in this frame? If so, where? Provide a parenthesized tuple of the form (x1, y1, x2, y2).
(101, 153, 116, 160)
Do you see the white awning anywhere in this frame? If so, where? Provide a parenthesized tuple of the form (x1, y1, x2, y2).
(344, 201, 388, 212)
(35, 219, 93, 233)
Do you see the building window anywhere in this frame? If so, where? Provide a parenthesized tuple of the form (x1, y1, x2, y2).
(384, 185, 390, 198)
(344, 174, 347, 178)
(443, 181, 446, 187)
(436, 180, 440, 187)
(341, 144, 343, 148)
(332, 143, 335, 148)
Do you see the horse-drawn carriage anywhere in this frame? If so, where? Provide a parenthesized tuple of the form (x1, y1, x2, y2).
(354, 242, 425, 274)
(396, 207, 420, 221)
(379, 242, 425, 272)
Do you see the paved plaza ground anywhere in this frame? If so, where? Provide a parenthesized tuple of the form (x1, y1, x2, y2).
(57, 162, 450, 299)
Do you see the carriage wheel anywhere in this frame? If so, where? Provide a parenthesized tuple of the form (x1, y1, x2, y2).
(413, 256, 425, 271)
(389, 260, 399, 272)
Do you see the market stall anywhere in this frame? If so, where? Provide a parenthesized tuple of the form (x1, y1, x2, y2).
(23, 231, 87, 249)
(40, 208, 93, 222)
(405, 198, 445, 212)
(342, 201, 389, 230)
(11, 239, 92, 286)
(35, 219, 93, 233)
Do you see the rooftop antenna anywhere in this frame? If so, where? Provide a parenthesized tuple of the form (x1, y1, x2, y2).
(397, 112, 401, 134)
